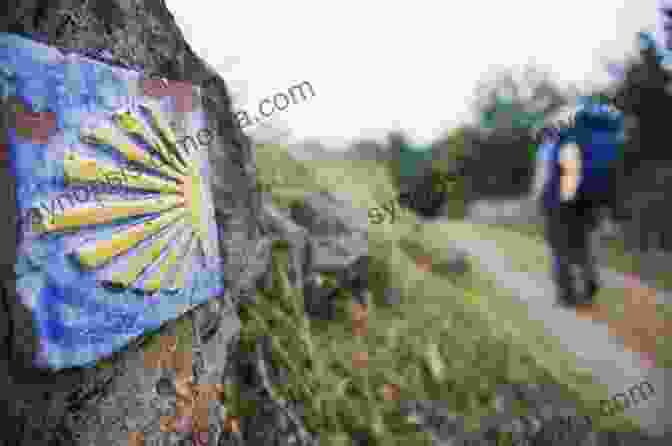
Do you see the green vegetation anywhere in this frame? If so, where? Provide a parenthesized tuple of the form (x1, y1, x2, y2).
(599, 237, 672, 291)
(100, 140, 650, 439)
(459, 221, 672, 368)
(238, 143, 643, 442)
(491, 221, 672, 291)
(430, 127, 470, 219)
(230, 236, 626, 444)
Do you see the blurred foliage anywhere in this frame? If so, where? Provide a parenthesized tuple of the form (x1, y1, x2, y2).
(234, 237, 589, 444)
(340, 40, 672, 253)
(249, 142, 640, 440)
(254, 142, 319, 190)
(609, 32, 672, 252)
(454, 66, 572, 199)
(237, 242, 433, 445)
(383, 130, 410, 192)
(340, 66, 573, 217)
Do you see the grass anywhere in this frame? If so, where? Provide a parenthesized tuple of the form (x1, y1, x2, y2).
(238, 144, 645, 442)
(405, 223, 645, 431)
(234, 244, 433, 445)
(231, 239, 631, 445)
(455, 220, 672, 368)
(599, 237, 672, 291)
(487, 218, 672, 325)
(492, 220, 672, 292)
(97, 142, 650, 440)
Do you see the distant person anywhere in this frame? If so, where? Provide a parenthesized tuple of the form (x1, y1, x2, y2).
(531, 98, 625, 307)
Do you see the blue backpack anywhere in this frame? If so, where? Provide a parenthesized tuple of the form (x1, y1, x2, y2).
(540, 100, 624, 210)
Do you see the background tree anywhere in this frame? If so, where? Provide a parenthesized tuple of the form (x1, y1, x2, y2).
(445, 66, 573, 200)
(383, 130, 411, 191)
(611, 31, 672, 251)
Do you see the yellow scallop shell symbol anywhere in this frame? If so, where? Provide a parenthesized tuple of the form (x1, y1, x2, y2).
(42, 104, 212, 294)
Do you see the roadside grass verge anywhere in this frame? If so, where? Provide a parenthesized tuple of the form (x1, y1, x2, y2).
(492, 220, 672, 292)
(599, 236, 672, 291)
(404, 223, 642, 433)
(250, 144, 642, 439)
(446, 221, 672, 368)
(231, 237, 636, 445)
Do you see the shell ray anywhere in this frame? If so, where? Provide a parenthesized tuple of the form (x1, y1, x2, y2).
(139, 103, 192, 168)
(74, 207, 186, 269)
(109, 223, 187, 288)
(114, 110, 187, 175)
(79, 126, 185, 182)
(142, 231, 195, 293)
(36, 196, 185, 234)
(53, 104, 216, 294)
(64, 152, 181, 194)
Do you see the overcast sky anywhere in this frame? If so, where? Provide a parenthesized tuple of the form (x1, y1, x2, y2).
(169, 1, 660, 149)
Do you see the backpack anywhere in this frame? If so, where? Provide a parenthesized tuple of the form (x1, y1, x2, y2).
(572, 105, 624, 207)
(539, 101, 624, 212)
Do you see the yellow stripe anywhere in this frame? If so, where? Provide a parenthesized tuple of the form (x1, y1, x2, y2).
(64, 153, 181, 194)
(36, 196, 184, 234)
(79, 127, 185, 182)
(109, 223, 186, 288)
(75, 207, 186, 269)
(142, 231, 194, 292)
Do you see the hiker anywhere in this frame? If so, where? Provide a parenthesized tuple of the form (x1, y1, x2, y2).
(530, 97, 625, 307)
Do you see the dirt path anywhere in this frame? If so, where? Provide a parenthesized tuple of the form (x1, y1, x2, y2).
(428, 219, 671, 437)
